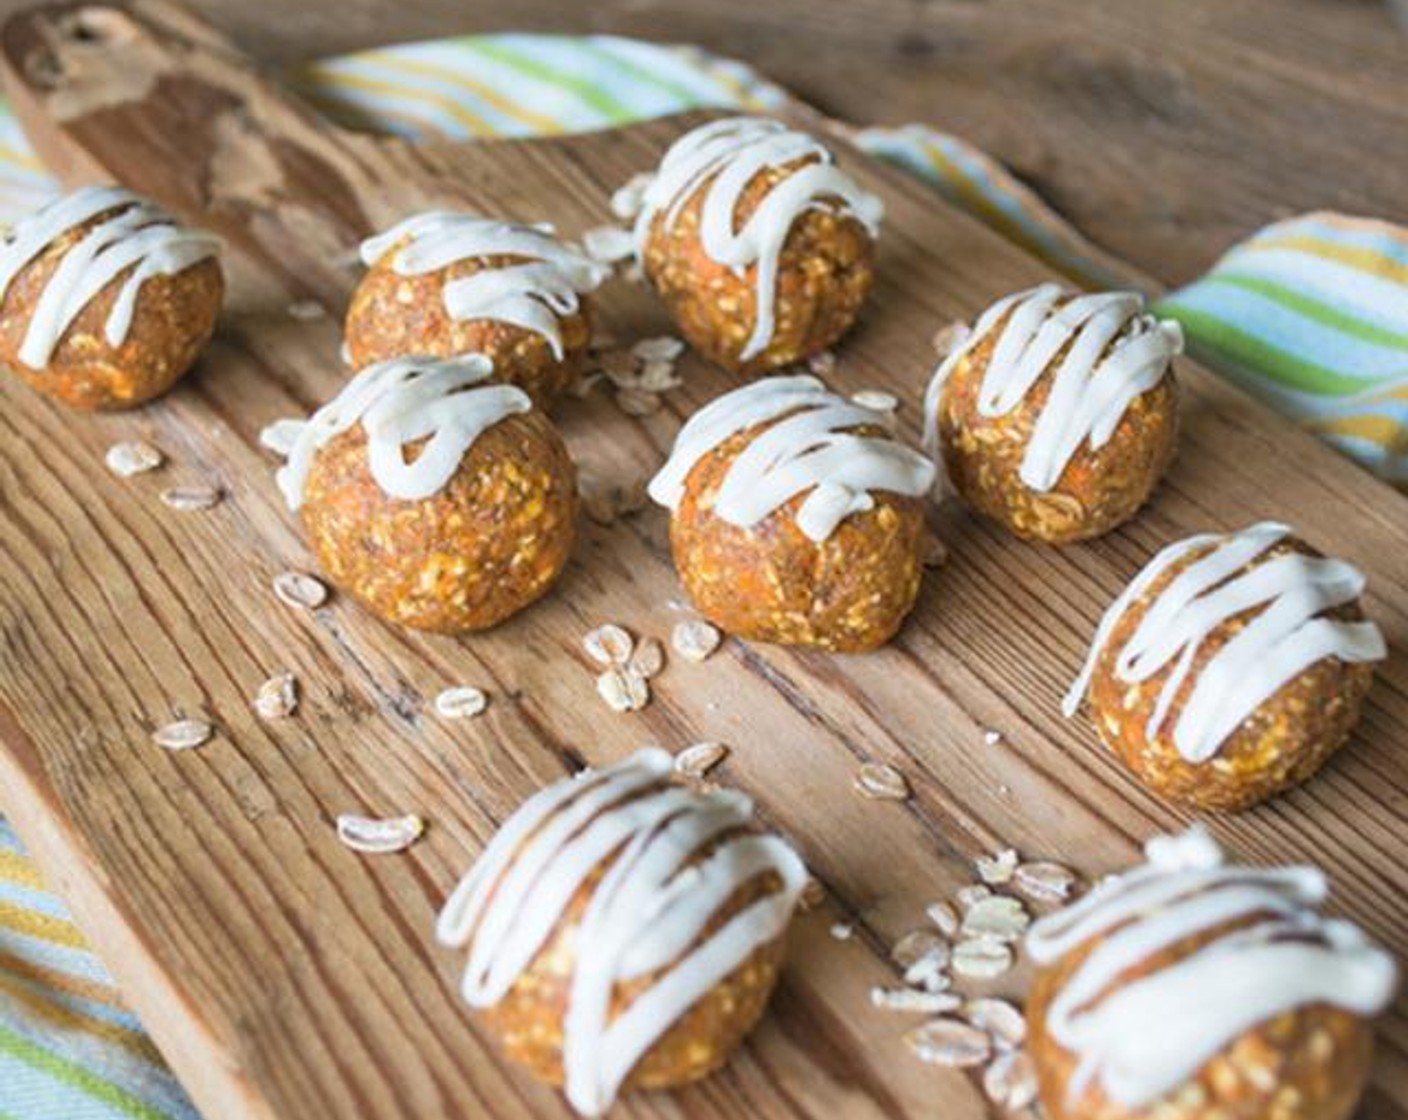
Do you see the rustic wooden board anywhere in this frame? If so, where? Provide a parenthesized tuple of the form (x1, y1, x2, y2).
(0, 3, 1404, 1119)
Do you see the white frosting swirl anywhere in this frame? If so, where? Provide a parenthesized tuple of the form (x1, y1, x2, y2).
(360, 212, 609, 359)
(1027, 826, 1397, 1109)
(0, 185, 220, 369)
(1064, 521, 1385, 762)
(923, 284, 1183, 492)
(630, 117, 883, 361)
(648, 375, 935, 542)
(267, 354, 531, 510)
(436, 748, 807, 1118)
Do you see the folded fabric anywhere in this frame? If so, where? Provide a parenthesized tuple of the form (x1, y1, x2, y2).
(0, 29, 1405, 1120)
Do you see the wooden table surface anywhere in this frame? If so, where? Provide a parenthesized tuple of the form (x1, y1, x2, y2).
(31, 0, 1405, 288)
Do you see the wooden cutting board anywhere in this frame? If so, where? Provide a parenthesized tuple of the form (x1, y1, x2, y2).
(0, 3, 1404, 1118)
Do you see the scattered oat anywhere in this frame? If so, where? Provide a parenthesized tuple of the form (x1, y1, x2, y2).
(675, 741, 728, 778)
(975, 847, 1019, 885)
(956, 883, 993, 910)
(926, 900, 960, 937)
(597, 667, 649, 712)
(570, 370, 605, 399)
(806, 349, 837, 376)
(254, 672, 298, 719)
(932, 320, 970, 358)
(105, 440, 163, 477)
(984, 1050, 1039, 1111)
(800, 877, 825, 909)
(631, 336, 685, 363)
(922, 533, 948, 569)
(435, 686, 488, 719)
(273, 570, 329, 610)
(581, 225, 635, 264)
(335, 813, 424, 854)
(259, 418, 304, 456)
(904, 943, 952, 991)
(161, 485, 222, 511)
(983, 728, 1004, 747)
(1013, 860, 1078, 905)
(891, 929, 946, 970)
(615, 386, 662, 416)
(287, 299, 326, 321)
(952, 937, 1014, 979)
(579, 476, 648, 525)
(963, 998, 1027, 1049)
(152, 719, 213, 751)
(830, 922, 853, 941)
(628, 637, 665, 680)
(904, 1018, 992, 1068)
(671, 619, 722, 663)
(852, 388, 899, 412)
(597, 348, 639, 384)
(855, 761, 910, 801)
(961, 896, 1030, 943)
(583, 624, 634, 666)
(610, 173, 651, 219)
(637, 358, 682, 392)
(871, 987, 961, 1014)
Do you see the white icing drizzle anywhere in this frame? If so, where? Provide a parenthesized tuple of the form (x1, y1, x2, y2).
(1064, 521, 1385, 762)
(647, 375, 935, 542)
(359, 212, 609, 359)
(631, 117, 883, 361)
(0, 185, 220, 370)
(269, 354, 531, 510)
(436, 748, 807, 1118)
(1026, 827, 1397, 1109)
(922, 283, 1183, 491)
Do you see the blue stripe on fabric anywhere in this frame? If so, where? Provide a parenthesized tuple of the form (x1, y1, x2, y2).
(1208, 247, 1408, 331)
(1166, 282, 1408, 383)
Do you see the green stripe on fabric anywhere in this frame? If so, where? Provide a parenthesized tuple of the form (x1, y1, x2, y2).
(577, 39, 713, 106)
(0, 1023, 174, 1120)
(1200, 273, 1408, 350)
(455, 39, 637, 123)
(1164, 306, 1384, 396)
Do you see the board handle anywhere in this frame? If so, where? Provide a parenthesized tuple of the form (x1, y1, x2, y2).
(0, 0, 382, 300)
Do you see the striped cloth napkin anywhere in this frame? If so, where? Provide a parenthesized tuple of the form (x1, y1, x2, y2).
(0, 30, 1404, 1120)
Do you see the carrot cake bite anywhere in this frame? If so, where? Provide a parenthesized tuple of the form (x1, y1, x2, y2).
(649, 375, 935, 651)
(925, 284, 1181, 542)
(346, 212, 608, 406)
(437, 748, 807, 1117)
(0, 185, 222, 409)
(267, 353, 576, 633)
(1064, 521, 1385, 810)
(624, 116, 883, 376)
(1026, 826, 1398, 1120)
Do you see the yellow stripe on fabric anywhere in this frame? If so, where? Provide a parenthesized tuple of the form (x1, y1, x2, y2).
(295, 66, 497, 137)
(0, 900, 89, 950)
(364, 52, 565, 133)
(1303, 412, 1406, 446)
(0, 972, 165, 1066)
(0, 141, 44, 171)
(1250, 234, 1408, 284)
(0, 948, 126, 1013)
(0, 847, 47, 892)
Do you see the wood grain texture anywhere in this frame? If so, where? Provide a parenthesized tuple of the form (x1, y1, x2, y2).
(4, 0, 1402, 287)
(0, 4, 1405, 1119)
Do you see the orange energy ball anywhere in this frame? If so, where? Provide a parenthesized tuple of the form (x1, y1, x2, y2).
(345, 212, 608, 406)
(627, 116, 882, 376)
(271, 354, 576, 634)
(926, 284, 1181, 543)
(436, 749, 807, 1116)
(649, 376, 935, 652)
(1064, 522, 1383, 812)
(1025, 828, 1397, 1120)
(0, 185, 222, 410)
